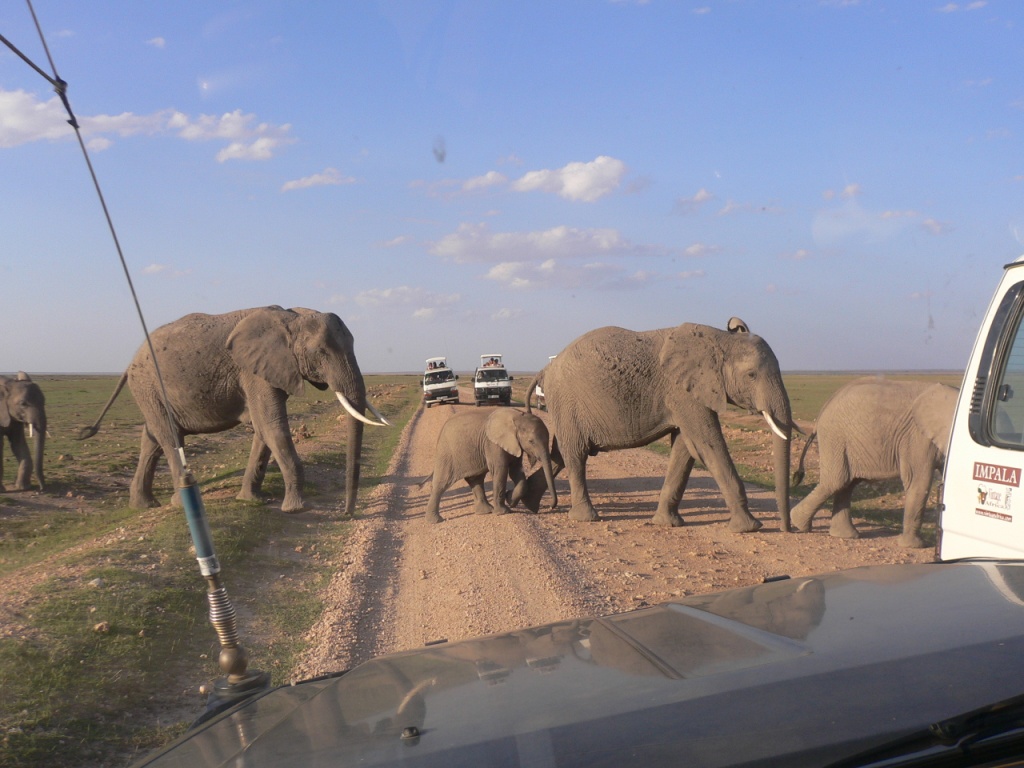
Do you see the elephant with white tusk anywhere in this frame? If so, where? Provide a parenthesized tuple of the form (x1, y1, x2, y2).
(420, 408, 558, 524)
(78, 306, 388, 514)
(520, 318, 794, 533)
(790, 376, 958, 548)
(0, 372, 48, 493)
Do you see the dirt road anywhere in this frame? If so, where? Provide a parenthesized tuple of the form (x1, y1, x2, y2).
(293, 386, 934, 679)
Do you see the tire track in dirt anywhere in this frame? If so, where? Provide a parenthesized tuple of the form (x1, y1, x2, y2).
(294, 385, 936, 680)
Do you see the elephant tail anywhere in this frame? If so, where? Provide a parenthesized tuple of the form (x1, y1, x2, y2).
(792, 431, 817, 486)
(525, 374, 541, 414)
(414, 473, 433, 489)
(77, 371, 129, 440)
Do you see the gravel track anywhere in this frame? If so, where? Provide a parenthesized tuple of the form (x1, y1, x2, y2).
(293, 388, 934, 680)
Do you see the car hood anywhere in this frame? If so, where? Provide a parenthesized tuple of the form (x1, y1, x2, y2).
(132, 561, 1024, 767)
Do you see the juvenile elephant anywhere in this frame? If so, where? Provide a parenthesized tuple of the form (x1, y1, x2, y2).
(79, 306, 389, 514)
(521, 318, 794, 532)
(790, 377, 958, 548)
(0, 372, 47, 492)
(422, 408, 557, 524)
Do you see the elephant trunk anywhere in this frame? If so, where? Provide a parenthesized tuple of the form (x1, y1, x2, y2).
(345, 410, 364, 517)
(771, 429, 791, 532)
(540, 447, 558, 510)
(32, 414, 46, 491)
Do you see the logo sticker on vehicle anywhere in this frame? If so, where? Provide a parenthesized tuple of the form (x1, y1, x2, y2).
(973, 462, 1019, 522)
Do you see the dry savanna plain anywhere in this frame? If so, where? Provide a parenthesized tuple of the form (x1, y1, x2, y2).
(0, 370, 961, 767)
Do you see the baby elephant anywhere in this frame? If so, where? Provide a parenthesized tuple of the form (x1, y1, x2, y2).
(422, 408, 557, 523)
(791, 377, 958, 548)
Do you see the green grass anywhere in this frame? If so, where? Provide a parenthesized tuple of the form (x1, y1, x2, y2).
(0, 374, 423, 767)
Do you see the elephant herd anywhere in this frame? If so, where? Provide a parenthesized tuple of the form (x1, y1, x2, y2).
(1, 306, 958, 549)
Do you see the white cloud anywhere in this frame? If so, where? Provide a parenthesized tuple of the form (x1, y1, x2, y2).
(147, 37, 166, 48)
(922, 218, 951, 235)
(675, 188, 714, 214)
(431, 222, 650, 263)
(463, 170, 507, 191)
(142, 263, 191, 278)
(684, 242, 721, 257)
(679, 269, 707, 280)
(0, 90, 75, 147)
(938, 1, 986, 11)
(379, 235, 413, 248)
(354, 286, 460, 319)
(812, 199, 946, 245)
(512, 155, 626, 202)
(0, 89, 294, 161)
(484, 259, 656, 291)
(281, 167, 356, 192)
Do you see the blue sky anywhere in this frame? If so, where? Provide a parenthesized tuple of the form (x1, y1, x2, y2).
(2, 1, 1021, 374)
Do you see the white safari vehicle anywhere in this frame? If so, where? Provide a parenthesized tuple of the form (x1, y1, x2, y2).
(134, 258, 1024, 768)
(473, 353, 512, 406)
(422, 357, 459, 407)
(940, 254, 1024, 561)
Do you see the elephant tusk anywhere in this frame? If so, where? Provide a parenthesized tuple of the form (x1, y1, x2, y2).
(336, 392, 389, 427)
(366, 401, 392, 427)
(762, 411, 789, 441)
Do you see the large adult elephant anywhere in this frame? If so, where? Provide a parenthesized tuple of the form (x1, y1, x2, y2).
(79, 306, 389, 514)
(791, 377, 957, 548)
(521, 318, 793, 532)
(0, 372, 47, 492)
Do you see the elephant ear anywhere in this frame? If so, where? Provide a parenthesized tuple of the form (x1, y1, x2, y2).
(486, 408, 524, 458)
(660, 324, 728, 414)
(911, 384, 956, 454)
(225, 308, 305, 396)
(0, 379, 10, 428)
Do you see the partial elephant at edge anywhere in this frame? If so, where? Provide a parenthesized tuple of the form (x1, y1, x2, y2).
(0, 371, 48, 493)
(790, 376, 958, 548)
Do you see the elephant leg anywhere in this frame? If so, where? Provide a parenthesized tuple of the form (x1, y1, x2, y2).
(508, 462, 531, 512)
(898, 473, 931, 548)
(238, 433, 272, 502)
(491, 460, 513, 515)
(131, 426, 168, 509)
(0, 437, 5, 491)
(653, 435, 695, 527)
(790, 481, 838, 532)
(424, 477, 450, 524)
(467, 473, 492, 516)
(10, 428, 32, 491)
(250, 399, 305, 513)
(697, 435, 761, 533)
(563, 449, 599, 522)
(828, 483, 860, 539)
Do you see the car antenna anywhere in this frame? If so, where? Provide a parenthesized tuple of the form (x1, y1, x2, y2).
(2, 2, 270, 711)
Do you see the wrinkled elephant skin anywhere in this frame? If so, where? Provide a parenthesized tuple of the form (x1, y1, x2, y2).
(791, 377, 957, 548)
(522, 320, 793, 533)
(423, 408, 557, 523)
(79, 306, 387, 515)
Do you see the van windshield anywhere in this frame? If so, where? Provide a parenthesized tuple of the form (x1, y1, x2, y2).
(425, 370, 455, 384)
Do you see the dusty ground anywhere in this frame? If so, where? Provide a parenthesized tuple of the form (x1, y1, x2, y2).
(292, 383, 935, 679)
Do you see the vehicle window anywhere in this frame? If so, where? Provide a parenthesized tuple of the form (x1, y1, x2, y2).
(991, 299, 1024, 446)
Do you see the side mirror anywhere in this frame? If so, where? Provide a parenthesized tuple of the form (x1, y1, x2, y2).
(509, 375, 515, 381)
